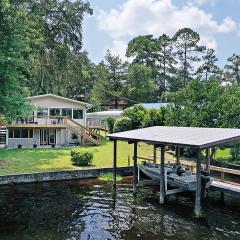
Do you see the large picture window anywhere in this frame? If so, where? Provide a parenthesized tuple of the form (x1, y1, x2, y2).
(62, 108, 72, 118)
(37, 108, 48, 116)
(49, 108, 60, 116)
(8, 129, 34, 139)
(73, 109, 83, 119)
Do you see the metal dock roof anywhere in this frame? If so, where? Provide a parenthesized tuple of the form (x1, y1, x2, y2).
(108, 126, 240, 149)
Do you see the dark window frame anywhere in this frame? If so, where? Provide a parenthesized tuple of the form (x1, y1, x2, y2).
(73, 109, 83, 120)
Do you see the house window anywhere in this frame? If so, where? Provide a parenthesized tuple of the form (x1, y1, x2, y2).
(14, 129, 21, 138)
(21, 129, 28, 138)
(37, 108, 48, 116)
(29, 129, 33, 138)
(8, 129, 34, 139)
(73, 109, 83, 119)
(49, 108, 60, 116)
(62, 108, 72, 118)
(8, 129, 13, 138)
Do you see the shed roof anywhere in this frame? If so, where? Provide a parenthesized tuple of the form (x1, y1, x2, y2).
(108, 126, 240, 149)
(87, 110, 122, 119)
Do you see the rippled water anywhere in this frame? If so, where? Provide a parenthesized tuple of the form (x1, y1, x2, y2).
(0, 178, 239, 240)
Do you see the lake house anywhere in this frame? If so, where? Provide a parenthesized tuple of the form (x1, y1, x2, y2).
(1, 94, 100, 148)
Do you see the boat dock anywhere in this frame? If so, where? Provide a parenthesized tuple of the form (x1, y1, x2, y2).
(108, 126, 240, 218)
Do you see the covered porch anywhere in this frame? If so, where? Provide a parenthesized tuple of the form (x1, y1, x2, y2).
(108, 126, 240, 218)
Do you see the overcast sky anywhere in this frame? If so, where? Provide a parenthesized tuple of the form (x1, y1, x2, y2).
(82, 0, 240, 66)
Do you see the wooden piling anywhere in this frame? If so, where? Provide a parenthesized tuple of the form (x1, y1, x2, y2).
(176, 146, 180, 165)
(113, 140, 117, 186)
(133, 142, 138, 194)
(205, 148, 210, 172)
(153, 145, 157, 163)
(194, 149, 202, 218)
(159, 145, 165, 204)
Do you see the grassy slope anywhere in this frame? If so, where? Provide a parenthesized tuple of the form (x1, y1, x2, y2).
(0, 141, 151, 175)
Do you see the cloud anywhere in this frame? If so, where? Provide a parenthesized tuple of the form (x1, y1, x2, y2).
(191, 0, 218, 6)
(96, 0, 237, 54)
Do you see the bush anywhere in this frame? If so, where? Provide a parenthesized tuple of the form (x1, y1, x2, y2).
(113, 117, 132, 133)
(71, 150, 93, 166)
(230, 143, 240, 162)
(106, 116, 116, 133)
(123, 104, 149, 129)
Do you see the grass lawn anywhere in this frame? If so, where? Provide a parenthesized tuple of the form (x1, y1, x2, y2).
(0, 140, 151, 176)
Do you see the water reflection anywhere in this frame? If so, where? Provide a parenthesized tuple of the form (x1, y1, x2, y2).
(0, 179, 239, 240)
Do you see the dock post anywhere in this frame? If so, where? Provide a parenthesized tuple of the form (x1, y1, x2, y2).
(113, 140, 117, 186)
(205, 148, 210, 172)
(160, 145, 165, 204)
(153, 145, 157, 163)
(133, 142, 138, 194)
(194, 149, 202, 218)
(176, 146, 180, 165)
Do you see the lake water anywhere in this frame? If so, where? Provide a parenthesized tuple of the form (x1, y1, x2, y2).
(0, 178, 239, 240)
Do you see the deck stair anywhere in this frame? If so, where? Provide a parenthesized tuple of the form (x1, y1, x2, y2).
(66, 118, 100, 146)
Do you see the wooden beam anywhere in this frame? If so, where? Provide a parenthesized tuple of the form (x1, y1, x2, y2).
(113, 140, 117, 186)
(133, 142, 138, 194)
(159, 145, 165, 204)
(194, 149, 202, 218)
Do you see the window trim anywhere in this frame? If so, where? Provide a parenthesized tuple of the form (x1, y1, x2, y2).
(8, 129, 34, 139)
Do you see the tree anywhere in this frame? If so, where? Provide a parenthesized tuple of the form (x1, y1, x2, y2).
(126, 35, 157, 67)
(197, 48, 220, 81)
(173, 28, 205, 88)
(93, 50, 128, 109)
(0, 1, 32, 121)
(224, 54, 240, 84)
(23, 0, 93, 95)
(125, 64, 155, 103)
(156, 34, 176, 100)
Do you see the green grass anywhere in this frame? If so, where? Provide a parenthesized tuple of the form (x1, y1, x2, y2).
(98, 173, 123, 182)
(0, 140, 150, 176)
(215, 148, 232, 160)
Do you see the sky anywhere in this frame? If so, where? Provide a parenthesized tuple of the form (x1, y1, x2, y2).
(82, 0, 240, 66)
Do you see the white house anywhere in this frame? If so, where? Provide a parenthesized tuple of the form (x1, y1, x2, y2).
(3, 94, 100, 148)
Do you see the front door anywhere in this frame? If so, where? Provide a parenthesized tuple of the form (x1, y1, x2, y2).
(40, 129, 56, 145)
(40, 129, 48, 145)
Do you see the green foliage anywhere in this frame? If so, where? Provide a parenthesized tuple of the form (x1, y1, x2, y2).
(224, 54, 240, 84)
(230, 143, 240, 162)
(123, 105, 150, 129)
(98, 173, 123, 182)
(71, 150, 93, 166)
(113, 117, 132, 133)
(0, 0, 32, 120)
(106, 117, 116, 134)
(126, 64, 155, 102)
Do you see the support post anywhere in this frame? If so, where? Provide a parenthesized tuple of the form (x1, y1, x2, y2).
(113, 140, 117, 186)
(176, 146, 180, 165)
(194, 149, 202, 218)
(160, 145, 165, 204)
(153, 145, 157, 163)
(205, 148, 210, 172)
(133, 142, 138, 194)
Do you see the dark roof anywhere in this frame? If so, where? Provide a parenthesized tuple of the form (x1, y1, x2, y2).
(108, 126, 240, 149)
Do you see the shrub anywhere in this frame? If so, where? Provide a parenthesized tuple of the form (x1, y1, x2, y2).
(71, 150, 93, 166)
(106, 116, 116, 133)
(123, 104, 149, 129)
(230, 143, 240, 162)
(113, 117, 132, 133)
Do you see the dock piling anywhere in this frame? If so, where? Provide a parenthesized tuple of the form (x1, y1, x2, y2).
(159, 145, 165, 204)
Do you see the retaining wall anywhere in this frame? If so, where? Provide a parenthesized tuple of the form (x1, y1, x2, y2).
(0, 167, 133, 185)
